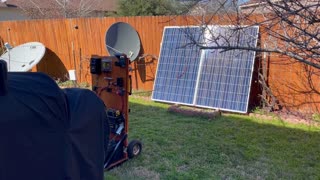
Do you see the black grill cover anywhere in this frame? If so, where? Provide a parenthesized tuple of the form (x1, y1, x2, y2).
(0, 72, 105, 180)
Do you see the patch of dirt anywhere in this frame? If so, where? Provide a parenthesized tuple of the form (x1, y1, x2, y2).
(250, 110, 320, 126)
(274, 110, 320, 126)
(168, 105, 221, 119)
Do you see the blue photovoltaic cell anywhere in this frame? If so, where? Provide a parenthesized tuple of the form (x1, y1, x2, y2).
(195, 26, 259, 112)
(152, 27, 203, 105)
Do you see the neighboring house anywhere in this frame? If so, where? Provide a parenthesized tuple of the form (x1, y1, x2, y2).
(239, 0, 282, 14)
(0, 0, 29, 21)
(0, 0, 118, 20)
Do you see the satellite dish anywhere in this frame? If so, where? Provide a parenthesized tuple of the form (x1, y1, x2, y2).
(0, 42, 46, 72)
(105, 22, 141, 62)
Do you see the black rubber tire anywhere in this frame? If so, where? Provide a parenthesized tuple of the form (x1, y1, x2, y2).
(127, 140, 142, 159)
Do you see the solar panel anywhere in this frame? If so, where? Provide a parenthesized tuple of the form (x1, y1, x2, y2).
(152, 25, 259, 113)
(152, 27, 204, 105)
(195, 26, 259, 113)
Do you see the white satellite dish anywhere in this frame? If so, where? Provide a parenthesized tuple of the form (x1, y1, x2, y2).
(0, 42, 46, 72)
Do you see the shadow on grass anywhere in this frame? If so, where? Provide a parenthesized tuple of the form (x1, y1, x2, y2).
(106, 98, 320, 180)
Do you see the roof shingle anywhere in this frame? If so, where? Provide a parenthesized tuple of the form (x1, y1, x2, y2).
(241, 0, 264, 6)
(1, 0, 117, 11)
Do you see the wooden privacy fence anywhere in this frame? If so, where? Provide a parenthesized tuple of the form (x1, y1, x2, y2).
(0, 16, 173, 90)
(0, 16, 210, 90)
(0, 15, 319, 113)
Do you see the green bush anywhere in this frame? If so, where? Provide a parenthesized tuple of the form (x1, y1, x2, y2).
(312, 113, 320, 122)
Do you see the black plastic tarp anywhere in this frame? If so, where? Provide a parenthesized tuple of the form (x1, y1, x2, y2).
(0, 72, 106, 180)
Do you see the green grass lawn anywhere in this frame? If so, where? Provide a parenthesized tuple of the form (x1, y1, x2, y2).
(105, 97, 320, 179)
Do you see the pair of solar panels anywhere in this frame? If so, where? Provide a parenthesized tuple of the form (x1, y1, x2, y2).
(152, 25, 259, 113)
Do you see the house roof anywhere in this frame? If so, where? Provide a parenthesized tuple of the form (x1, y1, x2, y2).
(1, 0, 117, 11)
(240, 0, 284, 8)
(241, 0, 264, 6)
(240, 0, 313, 9)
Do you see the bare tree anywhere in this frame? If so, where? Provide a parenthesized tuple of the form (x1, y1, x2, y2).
(15, 0, 107, 19)
(176, 0, 320, 113)
(185, 0, 320, 68)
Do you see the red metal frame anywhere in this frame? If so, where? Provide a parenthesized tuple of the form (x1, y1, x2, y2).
(91, 55, 130, 169)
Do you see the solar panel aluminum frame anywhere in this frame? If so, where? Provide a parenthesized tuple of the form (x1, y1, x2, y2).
(151, 26, 205, 106)
(194, 25, 260, 113)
